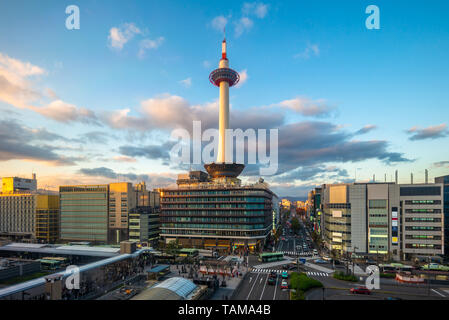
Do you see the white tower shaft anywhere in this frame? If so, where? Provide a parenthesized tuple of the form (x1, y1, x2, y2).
(217, 42, 230, 163)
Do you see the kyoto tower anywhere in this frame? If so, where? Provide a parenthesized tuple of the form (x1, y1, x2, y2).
(204, 37, 245, 180)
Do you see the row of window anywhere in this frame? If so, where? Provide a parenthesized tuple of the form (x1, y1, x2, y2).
(161, 223, 266, 230)
(405, 244, 442, 249)
(405, 218, 441, 222)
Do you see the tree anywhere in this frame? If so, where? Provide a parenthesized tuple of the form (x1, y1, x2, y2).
(166, 239, 182, 256)
(291, 217, 300, 234)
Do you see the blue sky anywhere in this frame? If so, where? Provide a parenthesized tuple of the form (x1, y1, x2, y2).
(0, 0, 448, 197)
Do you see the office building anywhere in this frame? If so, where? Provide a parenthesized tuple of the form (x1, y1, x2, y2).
(108, 182, 137, 244)
(0, 193, 36, 241)
(35, 195, 59, 243)
(59, 185, 109, 244)
(435, 175, 449, 256)
(129, 206, 160, 246)
(1, 174, 37, 194)
(321, 182, 444, 261)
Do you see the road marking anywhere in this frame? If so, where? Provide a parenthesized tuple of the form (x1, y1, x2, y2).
(260, 274, 269, 300)
(246, 272, 260, 300)
(273, 275, 278, 300)
(431, 289, 446, 297)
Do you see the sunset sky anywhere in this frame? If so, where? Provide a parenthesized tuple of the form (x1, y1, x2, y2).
(1, 0, 449, 197)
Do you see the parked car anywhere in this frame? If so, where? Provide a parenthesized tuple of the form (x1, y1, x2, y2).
(350, 287, 371, 295)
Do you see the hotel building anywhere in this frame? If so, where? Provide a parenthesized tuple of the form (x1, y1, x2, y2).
(160, 172, 278, 253)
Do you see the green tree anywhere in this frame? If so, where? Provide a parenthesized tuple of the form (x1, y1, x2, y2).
(165, 239, 182, 256)
(291, 217, 300, 233)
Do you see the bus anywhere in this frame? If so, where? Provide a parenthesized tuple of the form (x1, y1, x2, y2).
(42, 257, 69, 267)
(39, 259, 62, 271)
(379, 263, 415, 273)
(178, 248, 199, 258)
(421, 263, 449, 271)
(258, 252, 284, 263)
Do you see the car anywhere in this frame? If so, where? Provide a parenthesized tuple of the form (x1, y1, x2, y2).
(280, 280, 289, 289)
(281, 271, 289, 279)
(314, 259, 327, 264)
(350, 287, 371, 295)
(267, 277, 276, 285)
(269, 271, 277, 278)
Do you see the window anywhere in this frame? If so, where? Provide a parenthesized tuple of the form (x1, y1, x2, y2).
(400, 187, 441, 196)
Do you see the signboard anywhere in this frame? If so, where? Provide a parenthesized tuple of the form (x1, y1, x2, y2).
(392, 207, 398, 244)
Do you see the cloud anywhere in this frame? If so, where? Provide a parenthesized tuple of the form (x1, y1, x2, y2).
(275, 97, 334, 117)
(211, 16, 228, 31)
(235, 69, 248, 88)
(108, 23, 142, 50)
(272, 165, 349, 183)
(355, 124, 377, 135)
(102, 94, 284, 132)
(0, 52, 97, 124)
(242, 2, 269, 18)
(0, 52, 45, 109)
(179, 77, 192, 88)
(112, 156, 137, 163)
(0, 119, 79, 166)
(234, 17, 254, 37)
(138, 37, 165, 58)
(79, 131, 111, 144)
(275, 121, 411, 174)
(406, 124, 448, 141)
(294, 43, 320, 59)
(78, 167, 176, 189)
(118, 142, 174, 162)
(433, 161, 449, 168)
(30, 100, 98, 124)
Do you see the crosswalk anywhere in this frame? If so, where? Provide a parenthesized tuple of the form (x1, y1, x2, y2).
(306, 271, 331, 277)
(250, 269, 332, 278)
(279, 251, 314, 256)
(251, 268, 283, 274)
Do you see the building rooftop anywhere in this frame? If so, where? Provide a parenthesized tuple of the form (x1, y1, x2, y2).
(131, 277, 198, 300)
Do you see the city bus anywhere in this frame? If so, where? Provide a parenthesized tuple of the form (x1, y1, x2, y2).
(178, 248, 199, 258)
(42, 257, 69, 267)
(258, 252, 284, 263)
(39, 259, 62, 271)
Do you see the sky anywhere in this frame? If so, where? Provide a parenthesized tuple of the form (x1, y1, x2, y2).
(0, 0, 449, 197)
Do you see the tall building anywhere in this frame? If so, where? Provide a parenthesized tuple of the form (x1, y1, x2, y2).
(1, 174, 37, 194)
(0, 193, 36, 241)
(0, 188, 59, 243)
(129, 206, 160, 246)
(108, 182, 136, 244)
(321, 182, 444, 261)
(435, 175, 449, 256)
(35, 195, 59, 243)
(59, 185, 109, 244)
(160, 173, 277, 253)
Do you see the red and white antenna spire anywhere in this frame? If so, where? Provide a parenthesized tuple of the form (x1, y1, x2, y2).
(222, 27, 227, 60)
